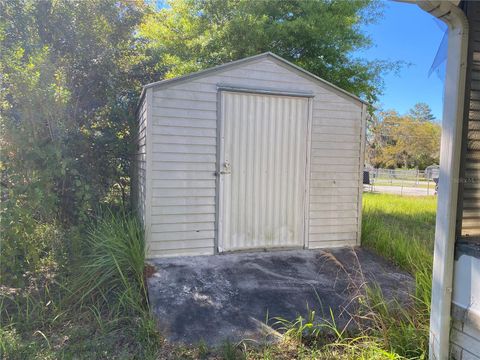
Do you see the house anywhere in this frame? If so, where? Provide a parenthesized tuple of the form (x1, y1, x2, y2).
(134, 53, 367, 258)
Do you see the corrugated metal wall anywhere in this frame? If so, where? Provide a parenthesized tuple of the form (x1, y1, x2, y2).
(218, 92, 309, 251)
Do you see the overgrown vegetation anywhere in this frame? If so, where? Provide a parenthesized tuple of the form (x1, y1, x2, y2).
(0, 213, 160, 359)
(361, 193, 437, 356)
(362, 193, 436, 274)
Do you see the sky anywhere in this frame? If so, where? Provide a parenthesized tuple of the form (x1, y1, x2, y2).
(356, 0, 446, 120)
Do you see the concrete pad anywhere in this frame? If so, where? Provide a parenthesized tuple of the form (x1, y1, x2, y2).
(147, 247, 413, 347)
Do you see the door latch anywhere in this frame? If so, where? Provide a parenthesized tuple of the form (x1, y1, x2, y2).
(216, 161, 231, 176)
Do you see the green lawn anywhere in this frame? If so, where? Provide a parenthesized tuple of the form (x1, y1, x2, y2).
(362, 193, 436, 274)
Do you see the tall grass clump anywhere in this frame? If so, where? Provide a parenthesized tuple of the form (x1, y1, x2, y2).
(357, 285, 430, 359)
(70, 211, 146, 313)
(361, 193, 435, 310)
(268, 308, 405, 359)
(67, 211, 160, 357)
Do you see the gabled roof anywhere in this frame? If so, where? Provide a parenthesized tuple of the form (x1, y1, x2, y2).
(139, 52, 368, 106)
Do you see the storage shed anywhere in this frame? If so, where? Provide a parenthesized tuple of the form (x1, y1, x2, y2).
(135, 52, 367, 258)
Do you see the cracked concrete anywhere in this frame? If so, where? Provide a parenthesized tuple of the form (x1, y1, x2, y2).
(147, 247, 414, 346)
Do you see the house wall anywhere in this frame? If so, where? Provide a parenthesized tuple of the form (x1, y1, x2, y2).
(457, 0, 480, 242)
(450, 253, 480, 360)
(143, 56, 364, 257)
(451, 321, 480, 360)
(450, 1, 480, 358)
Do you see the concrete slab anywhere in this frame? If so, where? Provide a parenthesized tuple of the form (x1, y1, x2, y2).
(147, 247, 414, 347)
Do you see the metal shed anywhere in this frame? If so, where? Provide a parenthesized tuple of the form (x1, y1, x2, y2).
(135, 52, 367, 258)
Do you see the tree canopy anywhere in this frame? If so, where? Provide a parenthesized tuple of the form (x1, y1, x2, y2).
(367, 104, 441, 170)
(140, 0, 399, 104)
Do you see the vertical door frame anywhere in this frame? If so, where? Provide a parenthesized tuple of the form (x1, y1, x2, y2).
(303, 98, 313, 249)
(215, 90, 225, 254)
(215, 85, 314, 253)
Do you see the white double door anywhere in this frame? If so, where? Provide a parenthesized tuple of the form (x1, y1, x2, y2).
(218, 91, 309, 252)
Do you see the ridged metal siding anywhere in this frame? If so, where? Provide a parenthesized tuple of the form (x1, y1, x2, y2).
(218, 92, 309, 251)
(459, 1, 480, 241)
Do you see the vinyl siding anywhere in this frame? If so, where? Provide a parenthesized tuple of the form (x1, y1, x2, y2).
(450, 3, 480, 358)
(458, 0, 480, 241)
(135, 95, 148, 226)
(143, 56, 363, 257)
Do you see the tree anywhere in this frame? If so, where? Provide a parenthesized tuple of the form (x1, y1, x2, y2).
(408, 102, 436, 122)
(366, 109, 441, 169)
(1, 0, 155, 222)
(139, 0, 401, 105)
(366, 110, 400, 168)
(0, 0, 157, 282)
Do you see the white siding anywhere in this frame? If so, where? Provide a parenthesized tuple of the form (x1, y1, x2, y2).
(143, 55, 364, 257)
(135, 96, 148, 225)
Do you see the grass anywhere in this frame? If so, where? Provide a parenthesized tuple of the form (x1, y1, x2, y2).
(361, 193, 437, 357)
(362, 193, 436, 274)
(1, 194, 437, 359)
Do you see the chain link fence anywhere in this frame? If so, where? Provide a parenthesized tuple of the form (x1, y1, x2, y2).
(364, 167, 439, 196)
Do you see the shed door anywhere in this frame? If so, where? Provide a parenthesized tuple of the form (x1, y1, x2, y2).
(218, 91, 309, 252)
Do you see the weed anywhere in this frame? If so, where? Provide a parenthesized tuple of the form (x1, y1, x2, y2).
(197, 339, 210, 359)
(68, 211, 147, 314)
(274, 308, 321, 344)
(221, 341, 245, 360)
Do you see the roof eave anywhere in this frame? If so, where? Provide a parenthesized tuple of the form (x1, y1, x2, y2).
(136, 51, 369, 113)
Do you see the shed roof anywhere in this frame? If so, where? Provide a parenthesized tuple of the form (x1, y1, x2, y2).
(139, 52, 368, 106)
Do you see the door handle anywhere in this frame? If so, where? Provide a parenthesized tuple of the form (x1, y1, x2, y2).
(216, 161, 231, 176)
